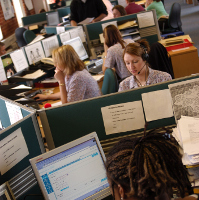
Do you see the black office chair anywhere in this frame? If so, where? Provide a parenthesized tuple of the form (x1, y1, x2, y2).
(148, 42, 174, 79)
(161, 3, 182, 34)
(15, 27, 27, 47)
(23, 30, 36, 44)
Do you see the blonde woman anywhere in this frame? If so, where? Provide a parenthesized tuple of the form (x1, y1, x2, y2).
(34, 45, 101, 104)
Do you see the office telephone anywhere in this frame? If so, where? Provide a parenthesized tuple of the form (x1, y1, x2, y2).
(41, 58, 54, 65)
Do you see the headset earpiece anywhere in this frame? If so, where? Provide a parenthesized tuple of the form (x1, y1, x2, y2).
(140, 44, 149, 61)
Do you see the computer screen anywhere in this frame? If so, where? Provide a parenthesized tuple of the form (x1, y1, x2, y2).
(63, 37, 89, 61)
(46, 11, 60, 26)
(30, 132, 111, 200)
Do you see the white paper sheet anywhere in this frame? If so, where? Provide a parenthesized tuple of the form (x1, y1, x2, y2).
(56, 26, 65, 34)
(5, 101, 23, 125)
(76, 26, 86, 42)
(24, 42, 45, 65)
(99, 33, 104, 43)
(137, 11, 155, 28)
(178, 116, 199, 155)
(0, 0, 14, 20)
(22, 69, 45, 79)
(59, 31, 71, 44)
(142, 89, 173, 122)
(0, 119, 3, 129)
(69, 29, 79, 39)
(101, 21, 117, 30)
(11, 84, 32, 90)
(0, 128, 29, 175)
(78, 17, 94, 25)
(10, 49, 29, 72)
(42, 35, 59, 57)
(24, 0, 33, 10)
(28, 35, 45, 45)
(0, 58, 6, 82)
(101, 101, 145, 135)
(118, 0, 127, 8)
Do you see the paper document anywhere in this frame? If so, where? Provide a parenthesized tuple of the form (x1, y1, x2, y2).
(42, 35, 59, 57)
(101, 101, 145, 135)
(10, 49, 29, 72)
(137, 11, 155, 28)
(76, 26, 86, 42)
(11, 84, 32, 90)
(5, 101, 23, 125)
(21, 69, 46, 79)
(51, 101, 62, 107)
(0, 128, 29, 175)
(69, 29, 79, 39)
(169, 78, 199, 121)
(0, 119, 3, 129)
(118, 21, 137, 30)
(28, 35, 45, 45)
(0, 58, 7, 82)
(99, 33, 104, 43)
(142, 89, 173, 122)
(101, 21, 117, 30)
(24, 42, 45, 65)
(60, 31, 71, 44)
(78, 17, 94, 25)
(92, 74, 104, 82)
(118, 0, 127, 8)
(56, 26, 65, 34)
(178, 116, 199, 155)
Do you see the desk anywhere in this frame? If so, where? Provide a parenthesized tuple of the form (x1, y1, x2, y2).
(135, 0, 146, 5)
(159, 35, 199, 78)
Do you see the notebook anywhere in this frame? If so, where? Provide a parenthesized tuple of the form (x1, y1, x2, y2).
(30, 132, 111, 200)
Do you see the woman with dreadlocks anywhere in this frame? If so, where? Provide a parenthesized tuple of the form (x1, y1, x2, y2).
(106, 129, 198, 200)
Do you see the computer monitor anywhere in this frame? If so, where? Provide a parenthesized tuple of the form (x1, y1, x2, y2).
(46, 11, 60, 26)
(30, 132, 111, 200)
(63, 37, 89, 61)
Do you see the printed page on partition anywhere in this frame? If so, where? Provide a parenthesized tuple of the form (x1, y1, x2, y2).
(168, 78, 199, 121)
(24, 41, 45, 65)
(101, 21, 117, 30)
(69, 29, 79, 39)
(28, 35, 45, 45)
(137, 11, 155, 28)
(0, 127, 29, 175)
(5, 101, 23, 125)
(178, 116, 199, 155)
(42, 35, 59, 57)
(60, 31, 71, 44)
(56, 26, 65, 34)
(118, 0, 127, 8)
(10, 49, 29, 72)
(0, 57, 6, 82)
(141, 89, 173, 122)
(101, 101, 145, 135)
(76, 26, 86, 42)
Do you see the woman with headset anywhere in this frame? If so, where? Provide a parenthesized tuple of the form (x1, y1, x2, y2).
(119, 39, 172, 91)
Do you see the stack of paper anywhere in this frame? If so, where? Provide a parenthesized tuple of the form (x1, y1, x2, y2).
(118, 21, 137, 30)
(172, 116, 199, 166)
(22, 69, 46, 79)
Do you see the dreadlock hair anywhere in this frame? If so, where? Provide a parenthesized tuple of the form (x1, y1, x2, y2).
(106, 128, 191, 200)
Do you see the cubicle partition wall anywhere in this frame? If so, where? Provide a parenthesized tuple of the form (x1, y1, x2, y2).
(0, 95, 45, 200)
(38, 74, 199, 152)
(45, 26, 75, 35)
(83, 10, 161, 57)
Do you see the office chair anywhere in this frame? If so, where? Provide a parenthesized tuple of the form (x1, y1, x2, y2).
(161, 3, 182, 34)
(148, 42, 174, 79)
(23, 30, 36, 44)
(15, 27, 27, 47)
(101, 68, 119, 95)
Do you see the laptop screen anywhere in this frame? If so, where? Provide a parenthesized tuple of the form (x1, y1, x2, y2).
(63, 37, 89, 61)
(30, 132, 110, 200)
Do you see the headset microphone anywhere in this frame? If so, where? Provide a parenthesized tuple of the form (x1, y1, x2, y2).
(137, 63, 146, 75)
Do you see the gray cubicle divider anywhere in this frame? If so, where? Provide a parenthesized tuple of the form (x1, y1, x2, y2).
(83, 10, 160, 56)
(0, 95, 45, 200)
(38, 74, 199, 151)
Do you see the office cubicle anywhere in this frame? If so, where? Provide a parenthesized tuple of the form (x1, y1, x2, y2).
(83, 10, 161, 57)
(0, 95, 45, 200)
(38, 74, 199, 151)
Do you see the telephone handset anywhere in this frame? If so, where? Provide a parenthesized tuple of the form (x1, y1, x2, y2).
(41, 58, 54, 65)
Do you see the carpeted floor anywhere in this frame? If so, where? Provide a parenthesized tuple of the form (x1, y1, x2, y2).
(164, 0, 199, 56)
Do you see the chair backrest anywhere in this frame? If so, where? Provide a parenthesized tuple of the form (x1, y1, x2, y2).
(101, 68, 119, 95)
(168, 3, 182, 30)
(23, 30, 36, 44)
(15, 27, 27, 47)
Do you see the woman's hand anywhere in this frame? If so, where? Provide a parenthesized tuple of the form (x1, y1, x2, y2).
(54, 68, 65, 84)
(34, 94, 48, 101)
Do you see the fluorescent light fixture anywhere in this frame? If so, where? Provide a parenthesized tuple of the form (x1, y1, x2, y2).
(0, 26, 3, 41)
